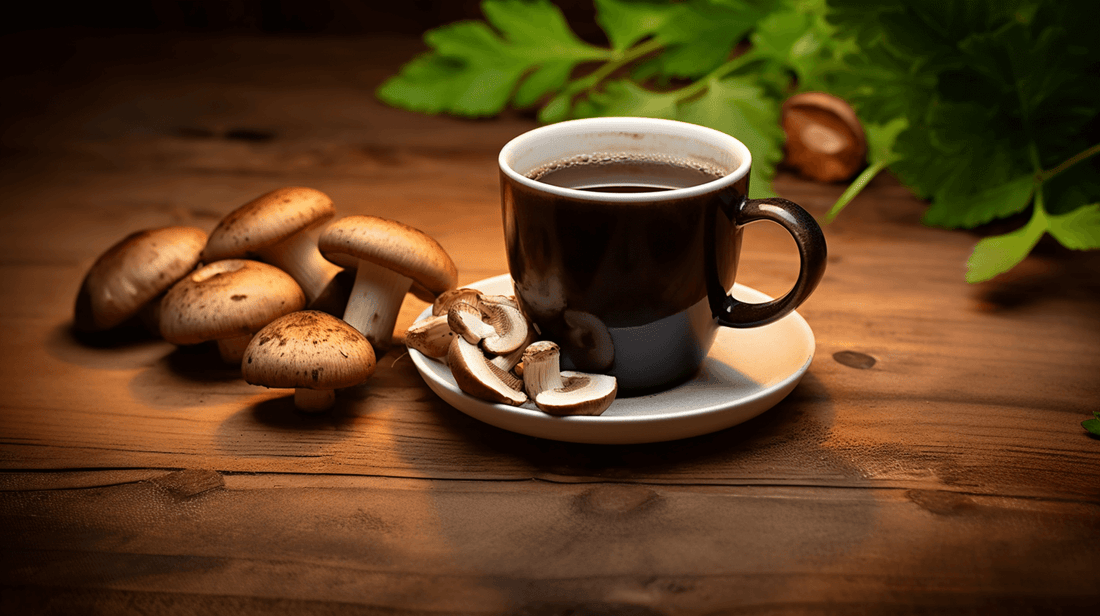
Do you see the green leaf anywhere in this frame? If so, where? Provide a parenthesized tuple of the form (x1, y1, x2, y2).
(1083, 412, 1100, 437)
(678, 76, 784, 198)
(649, 0, 779, 78)
(864, 117, 907, 166)
(965, 204, 1048, 283)
(376, 0, 608, 117)
(1047, 204, 1100, 250)
(924, 173, 1036, 229)
(593, 0, 675, 51)
(585, 79, 680, 119)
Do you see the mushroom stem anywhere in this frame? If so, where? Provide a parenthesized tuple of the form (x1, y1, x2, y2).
(343, 259, 413, 350)
(217, 334, 253, 364)
(258, 229, 343, 305)
(294, 388, 335, 412)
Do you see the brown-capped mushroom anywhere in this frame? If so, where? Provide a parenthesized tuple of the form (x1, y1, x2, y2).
(781, 92, 867, 182)
(159, 259, 305, 363)
(521, 341, 617, 416)
(318, 215, 458, 352)
(242, 310, 376, 412)
(74, 226, 207, 334)
(202, 187, 344, 309)
(447, 337, 527, 406)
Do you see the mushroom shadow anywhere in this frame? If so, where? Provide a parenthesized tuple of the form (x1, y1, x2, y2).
(127, 344, 253, 409)
(45, 319, 174, 371)
(212, 389, 362, 457)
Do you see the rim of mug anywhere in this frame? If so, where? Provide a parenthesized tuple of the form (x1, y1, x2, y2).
(498, 117, 753, 202)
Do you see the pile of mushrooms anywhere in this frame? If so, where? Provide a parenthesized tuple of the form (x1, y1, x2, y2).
(405, 288, 618, 416)
(73, 186, 457, 414)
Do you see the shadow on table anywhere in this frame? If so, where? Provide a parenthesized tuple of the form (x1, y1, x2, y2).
(44, 320, 173, 371)
(419, 371, 851, 482)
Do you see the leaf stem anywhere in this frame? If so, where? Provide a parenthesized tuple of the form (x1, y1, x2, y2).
(666, 50, 764, 102)
(572, 38, 664, 95)
(823, 157, 893, 223)
(1039, 142, 1100, 182)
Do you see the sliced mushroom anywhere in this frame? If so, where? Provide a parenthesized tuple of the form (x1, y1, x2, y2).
(447, 337, 527, 406)
(432, 287, 481, 316)
(521, 341, 617, 416)
(447, 300, 529, 356)
(404, 314, 454, 359)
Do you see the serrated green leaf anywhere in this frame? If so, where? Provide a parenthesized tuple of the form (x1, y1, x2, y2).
(376, 0, 607, 117)
(594, 0, 675, 51)
(678, 76, 783, 198)
(586, 80, 680, 119)
(1047, 204, 1100, 250)
(649, 0, 779, 78)
(965, 204, 1047, 283)
(512, 60, 574, 108)
(924, 173, 1035, 229)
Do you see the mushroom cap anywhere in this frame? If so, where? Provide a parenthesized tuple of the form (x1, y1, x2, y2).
(781, 92, 867, 183)
(160, 259, 306, 345)
(201, 187, 336, 262)
(242, 310, 376, 390)
(318, 215, 458, 302)
(74, 226, 207, 332)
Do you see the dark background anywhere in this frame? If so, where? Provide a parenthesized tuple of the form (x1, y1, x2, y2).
(2, 0, 605, 38)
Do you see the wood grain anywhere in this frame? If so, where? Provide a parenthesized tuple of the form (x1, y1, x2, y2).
(1, 31, 1098, 614)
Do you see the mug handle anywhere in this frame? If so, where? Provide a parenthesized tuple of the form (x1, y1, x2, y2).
(717, 197, 827, 328)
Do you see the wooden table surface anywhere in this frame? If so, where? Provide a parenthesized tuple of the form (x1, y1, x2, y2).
(2, 31, 1098, 615)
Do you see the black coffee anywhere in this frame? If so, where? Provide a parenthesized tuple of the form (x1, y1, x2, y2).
(527, 154, 725, 192)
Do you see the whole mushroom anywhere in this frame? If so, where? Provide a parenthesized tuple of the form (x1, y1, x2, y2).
(202, 187, 345, 310)
(74, 226, 207, 334)
(318, 215, 457, 352)
(159, 259, 305, 363)
(242, 310, 376, 412)
(781, 92, 867, 183)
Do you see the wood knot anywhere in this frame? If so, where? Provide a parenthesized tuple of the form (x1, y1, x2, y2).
(833, 350, 876, 369)
(906, 489, 975, 516)
(150, 469, 224, 499)
(576, 484, 659, 515)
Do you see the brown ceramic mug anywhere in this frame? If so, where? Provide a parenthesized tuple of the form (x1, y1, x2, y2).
(499, 117, 826, 395)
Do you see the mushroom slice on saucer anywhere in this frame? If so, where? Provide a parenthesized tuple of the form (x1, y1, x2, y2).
(404, 314, 454, 359)
(447, 300, 529, 356)
(243, 310, 376, 412)
(522, 341, 617, 416)
(432, 287, 481, 316)
(202, 187, 344, 310)
(447, 337, 527, 406)
(319, 215, 457, 352)
(160, 259, 305, 364)
(74, 226, 207, 334)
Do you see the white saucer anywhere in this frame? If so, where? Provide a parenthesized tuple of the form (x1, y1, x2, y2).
(408, 274, 815, 444)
